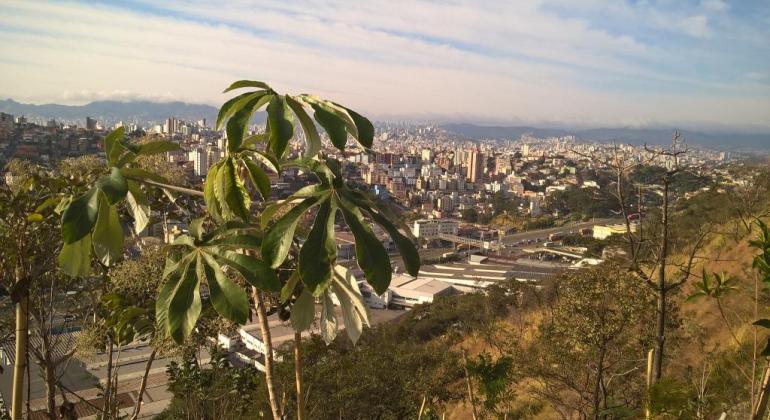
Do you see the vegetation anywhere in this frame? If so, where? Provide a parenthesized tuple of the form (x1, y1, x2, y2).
(1, 78, 769, 420)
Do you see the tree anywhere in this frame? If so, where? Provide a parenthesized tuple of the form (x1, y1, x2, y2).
(577, 135, 709, 382)
(528, 263, 655, 419)
(99, 245, 176, 420)
(55, 79, 420, 420)
(0, 160, 92, 420)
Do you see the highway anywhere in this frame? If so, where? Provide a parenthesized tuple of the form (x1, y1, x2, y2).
(500, 218, 621, 246)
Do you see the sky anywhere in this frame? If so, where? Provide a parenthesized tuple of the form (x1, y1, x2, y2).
(0, 0, 768, 132)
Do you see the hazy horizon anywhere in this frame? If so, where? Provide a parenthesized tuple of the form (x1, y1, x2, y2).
(1, 1, 768, 131)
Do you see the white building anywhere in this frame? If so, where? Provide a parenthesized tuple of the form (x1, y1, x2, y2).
(190, 147, 208, 177)
(593, 223, 637, 240)
(412, 219, 459, 240)
(387, 274, 455, 308)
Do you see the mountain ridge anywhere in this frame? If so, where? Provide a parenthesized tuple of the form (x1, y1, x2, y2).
(441, 123, 770, 151)
(1, 99, 767, 150)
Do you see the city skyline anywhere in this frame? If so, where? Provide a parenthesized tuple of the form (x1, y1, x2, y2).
(0, 1, 769, 132)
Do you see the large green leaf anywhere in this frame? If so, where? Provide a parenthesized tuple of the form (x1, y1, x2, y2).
(286, 95, 321, 158)
(290, 288, 315, 331)
(242, 133, 268, 150)
(262, 195, 325, 268)
(332, 265, 370, 326)
(200, 253, 249, 324)
(166, 256, 202, 343)
(251, 151, 280, 174)
(104, 127, 126, 166)
(206, 233, 261, 249)
(216, 91, 266, 130)
(97, 167, 128, 205)
(59, 235, 92, 277)
(204, 162, 223, 222)
(120, 167, 171, 184)
(280, 272, 300, 303)
(219, 158, 251, 221)
(331, 265, 369, 344)
(214, 250, 281, 291)
(339, 203, 392, 294)
(266, 95, 294, 159)
(338, 105, 374, 149)
(332, 282, 363, 344)
(126, 181, 150, 234)
(189, 218, 205, 241)
(300, 95, 358, 138)
(131, 140, 180, 155)
(260, 183, 329, 230)
(61, 188, 100, 244)
(310, 103, 347, 150)
(341, 189, 420, 276)
(298, 199, 337, 295)
(242, 157, 271, 199)
(223, 80, 272, 93)
(365, 207, 419, 276)
(92, 195, 124, 266)
(226, 92, 272, 152)
(157, 255, 186, 334)
(320, 290, 338, 345)
(754, 319, 770, 329)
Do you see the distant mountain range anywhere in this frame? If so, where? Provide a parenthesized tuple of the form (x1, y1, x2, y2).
(442, 123, 770, 151)
(1, 99, 767, 150)
(0, 98, 222, 125)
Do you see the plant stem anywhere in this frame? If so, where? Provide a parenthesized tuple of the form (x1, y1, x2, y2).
(294, 331, 306, 420)
(461, 349, 478, 420)
(130, 349, 157, 420)
(125, 177, 204, 197)
(253, 288, 282, 420)
(10, 264, 27, 420)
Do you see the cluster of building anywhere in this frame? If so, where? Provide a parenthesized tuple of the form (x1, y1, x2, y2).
(0, 112, 743, 417)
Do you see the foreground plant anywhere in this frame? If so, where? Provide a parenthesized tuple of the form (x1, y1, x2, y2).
(53, 80, 419, 419)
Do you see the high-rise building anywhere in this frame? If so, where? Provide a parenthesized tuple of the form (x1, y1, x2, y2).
(421, 148, 433, 163)
(466, 148, 484, 183)
(191, 147, 208, 177)
(85, 117, 97, 130)
(165, 117, 179, 135)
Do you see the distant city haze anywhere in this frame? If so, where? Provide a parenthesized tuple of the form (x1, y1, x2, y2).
(0, 1, 769, 132)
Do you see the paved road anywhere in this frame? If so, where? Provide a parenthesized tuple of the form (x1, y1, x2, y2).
(500, 218, 620, 245)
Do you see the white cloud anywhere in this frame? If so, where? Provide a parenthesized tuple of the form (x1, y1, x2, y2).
(681, 15, 711, 38)
(58, 90, 178, 103)
(702, 0, 728, 13)
(0, 0, 767, 130)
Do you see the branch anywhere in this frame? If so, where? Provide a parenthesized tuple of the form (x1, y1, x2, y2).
(665, 229, 709, 292)
(126, 176, 204, 198)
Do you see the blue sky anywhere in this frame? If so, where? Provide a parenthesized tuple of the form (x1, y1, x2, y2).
(0, 0, 768, 131)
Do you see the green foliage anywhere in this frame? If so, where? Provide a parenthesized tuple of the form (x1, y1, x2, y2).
(159, 346, 261, 420)
(159, 220, 276, 343)
(467, 353, 516, 414)
(686, 270, 738, 302)
(750, 219, 770, 355)
(55, 78, 421, 346)
(647, 378, 692, 418)
(529, 264, 655, 418)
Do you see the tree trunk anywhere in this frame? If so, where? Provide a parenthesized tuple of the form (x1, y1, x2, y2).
(253, 287, 282, 420)
(11, 295, 28, 420)
(294, 331, 306, 420)
(461, 349, 478, 420)
(130, 349, 157, 420)
(653, 180, 669, 381)
(44, 363, 57, 420)
(592, 344, 607, 420)
(753, 361, 770, 420)
(103, 338, 114, 418)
